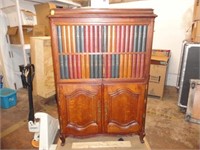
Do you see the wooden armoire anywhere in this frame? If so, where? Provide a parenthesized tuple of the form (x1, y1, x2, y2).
(49, 8, 157, 145)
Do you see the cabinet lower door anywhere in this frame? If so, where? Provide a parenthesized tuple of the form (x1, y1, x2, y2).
(57, 84, 102, 136)
(104, 83, 146, 134)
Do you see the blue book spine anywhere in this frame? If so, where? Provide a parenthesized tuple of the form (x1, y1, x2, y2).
(59, 55, 65, 79)
(111, 54, 115, 78)
(93, 55, 98, 78)
(115, 54, 120, 78)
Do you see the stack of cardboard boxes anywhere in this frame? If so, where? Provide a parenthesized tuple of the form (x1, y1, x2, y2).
(31, 3, 56, 98)
(6, 3, 56, 44)
(191, 0, 200, 43)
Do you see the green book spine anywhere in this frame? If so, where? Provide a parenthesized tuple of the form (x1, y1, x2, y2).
(89, 26, 94, 52)
(115, 54, 120, 78)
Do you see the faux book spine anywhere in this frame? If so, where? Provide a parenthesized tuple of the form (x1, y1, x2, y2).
(56, 24, 147, 79)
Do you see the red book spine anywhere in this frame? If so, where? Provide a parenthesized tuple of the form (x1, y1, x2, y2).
(94, 25, 98, 52)
(124, 25, 129, 52)
(89, 26, 93, 52)
(68, 55, 73, 79)
(98, 25, 102, 52)
(120, 25, 125, 52)
(84, 25, 89, 53)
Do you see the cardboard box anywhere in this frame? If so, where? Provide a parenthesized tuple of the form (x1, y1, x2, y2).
(191, 21, 200, 43)
(148, 49, 170, 99)
(7, 26, 33, 44)
(33, 25, 46, 36)
(30, 36, 55, 98)
(34, 3, 56, 36)
(193, 0, 200, 21)
(2, 6, 36, 27)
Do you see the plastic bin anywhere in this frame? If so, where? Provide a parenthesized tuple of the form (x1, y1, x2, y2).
(0, 88, 17, 109)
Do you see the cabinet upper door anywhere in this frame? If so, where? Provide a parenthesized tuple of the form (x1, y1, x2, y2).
(57, 84, 102, 136)
(104, 83, 146, 134)
(49, 9, 156, 83)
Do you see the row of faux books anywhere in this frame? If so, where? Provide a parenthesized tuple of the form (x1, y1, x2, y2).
(57, 24, 148, 54)
(59, 53, 145, 79)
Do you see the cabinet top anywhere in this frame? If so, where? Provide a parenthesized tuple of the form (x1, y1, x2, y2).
(49, 8, 157, 18)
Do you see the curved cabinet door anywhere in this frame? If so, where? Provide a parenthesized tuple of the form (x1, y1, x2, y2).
(104, 83, 146, 134)
(57, 84, 102, 136)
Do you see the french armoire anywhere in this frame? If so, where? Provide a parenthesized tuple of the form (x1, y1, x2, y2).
(49, 8, 157, 145)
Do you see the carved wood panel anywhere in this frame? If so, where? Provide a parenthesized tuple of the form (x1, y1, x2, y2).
(104, 83, 146, 133)
(58, 84, 102, 136)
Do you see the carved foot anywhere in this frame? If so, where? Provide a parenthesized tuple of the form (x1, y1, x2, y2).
(59, 134, 65, 146)
(139, 132, 145, 143)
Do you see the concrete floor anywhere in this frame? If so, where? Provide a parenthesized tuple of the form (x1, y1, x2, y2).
(0, 86, 200, 149)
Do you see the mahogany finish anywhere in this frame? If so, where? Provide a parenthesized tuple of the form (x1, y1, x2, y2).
(49, 8, 156, 145)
